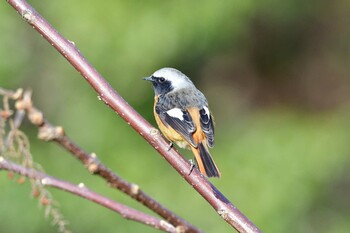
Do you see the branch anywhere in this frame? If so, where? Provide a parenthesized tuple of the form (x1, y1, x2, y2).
(6, 1, 262, 232)
(16, 89, 200, 233)
(0, 157, 177, 233)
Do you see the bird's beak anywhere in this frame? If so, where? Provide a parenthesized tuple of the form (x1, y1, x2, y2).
(143, 76, 153, 82)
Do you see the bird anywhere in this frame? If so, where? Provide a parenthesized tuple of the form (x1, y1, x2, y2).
(144, 67, 221, 178)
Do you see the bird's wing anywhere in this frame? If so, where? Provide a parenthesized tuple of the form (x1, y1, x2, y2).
(156, 105, 197, 147)
(199, 106, 215, 148)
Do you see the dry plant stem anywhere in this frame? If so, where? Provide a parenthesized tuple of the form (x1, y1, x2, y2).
(6, 1, 262, 233)
(0, 158, 177, 233)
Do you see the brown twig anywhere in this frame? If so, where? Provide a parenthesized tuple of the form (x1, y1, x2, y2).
(0, 157, 177, 233)
(17, 88, 200, 233)
(6, 1, 262, 232)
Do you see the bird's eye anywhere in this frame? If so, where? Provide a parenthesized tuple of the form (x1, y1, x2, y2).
(158, 77, 165, 83)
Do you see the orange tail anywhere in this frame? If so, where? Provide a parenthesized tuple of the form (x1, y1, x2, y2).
(191, 142, 221, 178)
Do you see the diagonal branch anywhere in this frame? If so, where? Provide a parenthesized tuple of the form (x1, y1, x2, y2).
(6, 1, 262, 232)
(0, 157, 177, 233)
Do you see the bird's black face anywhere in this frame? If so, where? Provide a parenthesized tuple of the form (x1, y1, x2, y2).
(144, 76, 173, 96)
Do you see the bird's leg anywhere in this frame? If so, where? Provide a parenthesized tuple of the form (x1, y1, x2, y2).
(167, 142, 173, 151)
(188, 159, 196, 175)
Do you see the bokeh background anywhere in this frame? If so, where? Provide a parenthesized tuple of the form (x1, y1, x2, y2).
(1, 1, 350, 232)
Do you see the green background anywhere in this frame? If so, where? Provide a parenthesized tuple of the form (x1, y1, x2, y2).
(1, 1, 350, 232)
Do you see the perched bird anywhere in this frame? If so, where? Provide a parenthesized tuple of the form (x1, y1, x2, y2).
(144, 68, 221, 178)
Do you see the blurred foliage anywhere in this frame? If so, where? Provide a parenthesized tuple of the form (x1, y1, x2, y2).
(1, 0, 350, 233)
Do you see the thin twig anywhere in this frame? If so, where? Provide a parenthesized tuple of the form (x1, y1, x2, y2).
(0, 157, 177, 233)
(6, 1, 262, 232)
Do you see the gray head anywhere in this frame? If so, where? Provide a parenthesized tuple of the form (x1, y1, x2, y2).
(144, 68, 195, 95)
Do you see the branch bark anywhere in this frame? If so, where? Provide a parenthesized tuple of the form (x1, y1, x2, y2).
(0, 157, 177, 233)
(6, 1, 262, 232)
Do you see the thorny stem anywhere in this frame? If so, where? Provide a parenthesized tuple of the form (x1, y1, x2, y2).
(6, 1, 262, 232)
(0, 158, 177, 233)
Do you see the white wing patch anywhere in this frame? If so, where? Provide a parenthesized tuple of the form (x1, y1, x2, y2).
(203, 106, 210, 118)
(166, 108, 184, 121)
